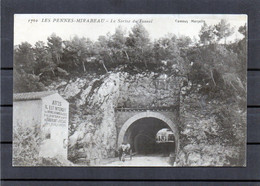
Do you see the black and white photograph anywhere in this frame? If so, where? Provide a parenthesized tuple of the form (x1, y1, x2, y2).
(13, 14, 247, 167)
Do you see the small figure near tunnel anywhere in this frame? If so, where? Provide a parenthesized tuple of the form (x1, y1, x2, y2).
(118, 143, 132, 162)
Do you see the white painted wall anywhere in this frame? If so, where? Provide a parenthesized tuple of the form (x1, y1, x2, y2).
(13, 100, 42, 128)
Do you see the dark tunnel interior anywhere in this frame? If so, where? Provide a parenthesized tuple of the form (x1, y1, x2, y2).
(124, 117, 176, 155)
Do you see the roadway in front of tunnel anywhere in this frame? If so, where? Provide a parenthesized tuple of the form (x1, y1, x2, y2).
(100, 154, 172, 166)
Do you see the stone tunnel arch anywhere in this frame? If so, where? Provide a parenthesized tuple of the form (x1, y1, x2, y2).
(118, 111, 179, 155)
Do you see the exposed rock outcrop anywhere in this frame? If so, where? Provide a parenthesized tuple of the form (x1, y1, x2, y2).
(48, 70, 245, 166)
(49, 71, 184, 164)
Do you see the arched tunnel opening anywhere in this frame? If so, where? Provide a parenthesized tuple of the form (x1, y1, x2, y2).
(123, 117, 176, 156)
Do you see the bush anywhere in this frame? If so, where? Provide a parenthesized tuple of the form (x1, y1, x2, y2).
(13, 122, 41, 166)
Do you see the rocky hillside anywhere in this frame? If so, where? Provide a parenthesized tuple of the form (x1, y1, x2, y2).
(48, 71, 183, 165)
(178, 82, 246, 166)
(48, 70, 245, 166)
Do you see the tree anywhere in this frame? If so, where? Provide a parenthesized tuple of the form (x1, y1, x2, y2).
(126, 23, 150, 47)
(47, 33, 64, 73)
(153, 34, 187, 74)
(13, 68, 45, 93)
(177, 35, 192, 48)
(63, 36, 95, 72)
(238, 24, 247, 38)
(14, 42, 45, 93)
(111, 26, 127, 49)
(14, 42, 36, 74)
(235, 24, 247, 86)
(214, 19, 234, 44)
(110, 26, 129, 64)
(154, 35, 178, 63)
(93, 34, 113, 73)
(126, 23, 152, 68)
(34, 41, 54, 78)
(199, 23, 216, 45)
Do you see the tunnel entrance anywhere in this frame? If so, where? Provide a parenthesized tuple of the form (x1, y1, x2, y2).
(118, 111, 179, 157)
(124, 118, 175, 155)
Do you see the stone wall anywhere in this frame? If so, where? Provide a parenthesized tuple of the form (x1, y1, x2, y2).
(115, 109, 179, 145)
(117, 72, 183, 108)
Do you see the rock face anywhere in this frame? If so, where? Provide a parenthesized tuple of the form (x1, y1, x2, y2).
(50, 70, 245, 166)
(178, 82, 246, 166)
(52, 72, 184, 165)
(116, 72, 183, 108)
(57, 73, 120, 165)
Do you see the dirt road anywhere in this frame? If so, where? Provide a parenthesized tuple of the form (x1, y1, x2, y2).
(101, 154, 172, 166)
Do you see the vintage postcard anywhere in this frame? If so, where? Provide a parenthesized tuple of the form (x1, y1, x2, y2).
(13, 14, 247, 166)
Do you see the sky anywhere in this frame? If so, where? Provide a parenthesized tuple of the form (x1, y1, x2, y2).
(14, 14, 247, 46)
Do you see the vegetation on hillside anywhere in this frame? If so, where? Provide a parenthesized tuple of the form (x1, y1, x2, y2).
(14, 20, 246, 94)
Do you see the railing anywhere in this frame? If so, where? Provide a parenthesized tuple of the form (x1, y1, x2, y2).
(115, 106, 177, 112)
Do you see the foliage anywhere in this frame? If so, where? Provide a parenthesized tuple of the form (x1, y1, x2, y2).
(199, 19, 234, 45)
(214, 19, 234, 43)
(13, 68, 46, 93)
(13, 122, 74, 166)
(199, 22, 217, 45)
(126, 23, 152, 68)
(14, 42, 36, 74)
(13, 122, 41, 166)
(62, 36, 95, 72)
(14, 21, 246, 97)
(47, 33, 63, 66)
(187, 43, 246, 100)
(238, 24, 247, 38)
